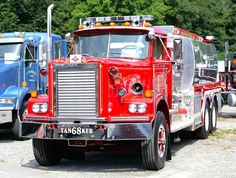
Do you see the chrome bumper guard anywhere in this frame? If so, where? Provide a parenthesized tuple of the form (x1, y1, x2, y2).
(20, 121, 153, 140)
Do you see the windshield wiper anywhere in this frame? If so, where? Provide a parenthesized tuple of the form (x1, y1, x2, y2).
(81, 54, 94, 57)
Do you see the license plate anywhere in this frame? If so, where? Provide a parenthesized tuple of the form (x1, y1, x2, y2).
(60, 126, 94, 135)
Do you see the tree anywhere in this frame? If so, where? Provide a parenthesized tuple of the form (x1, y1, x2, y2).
(0, 1, 18, 32)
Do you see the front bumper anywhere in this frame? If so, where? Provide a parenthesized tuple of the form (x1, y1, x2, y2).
(0, 110, 12, 124)
(20, 121, 153, 141)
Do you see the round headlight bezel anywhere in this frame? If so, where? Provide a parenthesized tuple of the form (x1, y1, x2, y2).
(132, 82, 144, 94)
(32, 104, 40, 113)
(137, 103, 147, 113)
(128, 103, 137, 113)
(32, 103, 48, 113)
(40, 103, 48, 113)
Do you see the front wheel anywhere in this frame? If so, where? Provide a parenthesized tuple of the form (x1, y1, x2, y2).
(141, 112, 169, 170)
(33, 139, 65, 166)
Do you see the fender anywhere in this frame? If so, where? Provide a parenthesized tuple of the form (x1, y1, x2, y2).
(155, 96, 170, 131)
(0, 85, 30, 110)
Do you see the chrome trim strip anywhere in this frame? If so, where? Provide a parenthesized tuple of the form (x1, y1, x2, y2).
(20, 121, 153, 140)
(111, 116, 149, 121)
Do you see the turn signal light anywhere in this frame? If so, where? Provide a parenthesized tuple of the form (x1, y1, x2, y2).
(31, 90, 38, 98)
(95, 22, 102, 27)
(231, 59, 236, 66)
(110, 22, 116, 26)
(79, 25, 84, 30)
(144, 22, 151, 27)
(22, 82, 27, 87)
(145, 90, 152, 98)
(124, 22, 130, 26)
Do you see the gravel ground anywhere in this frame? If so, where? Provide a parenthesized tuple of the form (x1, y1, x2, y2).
(0, 106, 236, 178)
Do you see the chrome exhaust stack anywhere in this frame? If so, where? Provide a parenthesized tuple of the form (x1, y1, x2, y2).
(47, 4, 54, 62)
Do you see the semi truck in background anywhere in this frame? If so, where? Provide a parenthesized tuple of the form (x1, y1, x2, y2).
(0, 4, 67, 139)
(20, 15, 221, 170)
(219, 51, 236, 106)
(0, 32, 67, 138)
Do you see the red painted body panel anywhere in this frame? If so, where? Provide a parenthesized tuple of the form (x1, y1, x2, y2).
(26, 26, 172, 124)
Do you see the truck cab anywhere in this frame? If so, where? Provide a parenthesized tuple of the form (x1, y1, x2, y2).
(0, 32, 67, 138)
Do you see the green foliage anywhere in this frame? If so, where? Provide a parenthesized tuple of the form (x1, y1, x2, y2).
(0, 0, 236, 57)
(211, 129, 236, 139)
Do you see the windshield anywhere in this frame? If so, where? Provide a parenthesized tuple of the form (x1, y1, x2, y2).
(0, 43, 22, 61)
(76, 33, 149, 59)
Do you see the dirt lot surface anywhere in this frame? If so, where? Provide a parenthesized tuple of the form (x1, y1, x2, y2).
(0, 106, 236, 178)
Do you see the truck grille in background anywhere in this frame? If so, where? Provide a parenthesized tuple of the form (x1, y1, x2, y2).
(55, 64, 98, 119)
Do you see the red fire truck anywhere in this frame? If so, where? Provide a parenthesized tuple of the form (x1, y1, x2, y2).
(20, 15, 221, 170)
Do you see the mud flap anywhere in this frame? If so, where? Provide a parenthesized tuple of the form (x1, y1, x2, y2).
(166, 132, 172, 160)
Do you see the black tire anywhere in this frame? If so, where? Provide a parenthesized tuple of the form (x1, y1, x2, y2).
(33, 139, 65, 166)
(210, 101, 218, 132)
(195, 102, 210, 139)
(12, 101, 28, 140)
(141, 112, 168, 170)
(63, 147, 85, 160)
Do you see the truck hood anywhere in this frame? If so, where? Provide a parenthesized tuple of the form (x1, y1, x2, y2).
(0, 61, 19, 96)
(49, 57, 151, 68)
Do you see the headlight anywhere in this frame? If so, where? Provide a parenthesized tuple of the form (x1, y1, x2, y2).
(40, 103, 48, 113)
(137, 104, 147, 113)
(32, 103, 48, 113)
(0, 98, 15, 104)
(128, 103, 147, 113)
(32, 104, 40, 113)
(128, 103, 137, 113)
(132, 83, 144, 94)
(0, 98, 7, 104)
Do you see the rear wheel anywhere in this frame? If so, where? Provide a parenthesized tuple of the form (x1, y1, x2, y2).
(141, 112, 168, 170)
(12, 101, 28, 139)
(33, 139, 65, 166)
(210, 101, 218, 132)
(195, 102, 210, 139)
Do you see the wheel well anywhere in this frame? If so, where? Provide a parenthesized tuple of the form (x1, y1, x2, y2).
(23, 93, 31, 103)
(156, 99, 170, 131)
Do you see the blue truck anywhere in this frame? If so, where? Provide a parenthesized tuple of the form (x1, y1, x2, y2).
(0, 32, 67, 138)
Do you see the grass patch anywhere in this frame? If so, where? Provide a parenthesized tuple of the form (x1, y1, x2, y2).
(211, 129, 236, 139)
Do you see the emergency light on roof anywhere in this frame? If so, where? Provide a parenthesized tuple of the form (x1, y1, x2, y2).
(13, 32, 25, 38)
(85, 15, 154, 23)
(79, 15, 154, 29)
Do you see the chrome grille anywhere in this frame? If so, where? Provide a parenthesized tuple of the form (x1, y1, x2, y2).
(55, 64, 98, 119)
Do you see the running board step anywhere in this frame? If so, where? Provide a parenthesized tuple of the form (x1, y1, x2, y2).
(171, 119, 193, 133)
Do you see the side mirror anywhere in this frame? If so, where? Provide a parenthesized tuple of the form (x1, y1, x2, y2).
(174, 39, 183, 60)
(65, 33, 72, 42)
(147, 30, 156, 40)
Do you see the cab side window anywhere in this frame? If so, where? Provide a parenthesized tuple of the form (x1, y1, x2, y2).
(153, 38, 163, 60)
(25, 45, 37, 60)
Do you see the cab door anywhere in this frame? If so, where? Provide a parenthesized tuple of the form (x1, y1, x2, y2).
(153, 37, 171, 104)
(24, 42, 38, 91)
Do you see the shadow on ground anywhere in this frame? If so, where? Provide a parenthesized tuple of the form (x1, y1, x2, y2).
(22, 137, 198, 173)
(0, 129, 14, 143)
